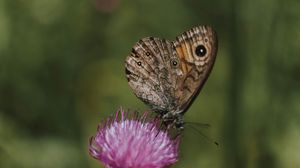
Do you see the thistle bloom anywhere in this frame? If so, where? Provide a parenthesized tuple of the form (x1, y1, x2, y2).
(89, 109, 180, 168)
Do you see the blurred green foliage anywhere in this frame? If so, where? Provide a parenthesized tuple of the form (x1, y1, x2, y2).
(0, 0, 300, 167)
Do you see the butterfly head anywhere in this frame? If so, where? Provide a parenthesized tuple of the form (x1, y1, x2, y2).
(160, 111, 185, 134)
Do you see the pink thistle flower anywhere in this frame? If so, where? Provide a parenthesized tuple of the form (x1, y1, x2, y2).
(89, 109, 180, 168)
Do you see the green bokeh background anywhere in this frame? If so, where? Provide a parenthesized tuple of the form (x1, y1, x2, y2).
(1, 0, 300, 167)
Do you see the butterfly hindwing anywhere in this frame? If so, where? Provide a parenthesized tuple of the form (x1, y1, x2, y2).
(125, 37, 181, 113)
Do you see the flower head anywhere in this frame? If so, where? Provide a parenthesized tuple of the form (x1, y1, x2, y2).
(89, 108, 180, 168)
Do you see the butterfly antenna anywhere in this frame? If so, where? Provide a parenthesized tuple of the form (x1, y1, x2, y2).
(185, 121, 211, 128)
(186, 124, 219, 146)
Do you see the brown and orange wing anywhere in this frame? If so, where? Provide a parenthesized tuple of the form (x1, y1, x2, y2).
(172, 26, 218, 113)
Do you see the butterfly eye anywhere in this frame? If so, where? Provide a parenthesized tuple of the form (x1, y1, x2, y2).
(195, 45, 207, 57)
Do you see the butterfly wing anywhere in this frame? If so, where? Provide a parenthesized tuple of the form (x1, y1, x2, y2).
(173, 26, 218, 113)
(125, 37, 181, 114)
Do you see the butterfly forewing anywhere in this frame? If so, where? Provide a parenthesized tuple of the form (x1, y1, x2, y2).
(173, 26, 218, 113)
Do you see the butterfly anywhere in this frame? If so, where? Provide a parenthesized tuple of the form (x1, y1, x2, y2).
(125, 25, 218, 132)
